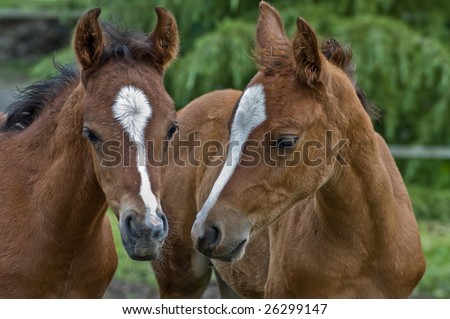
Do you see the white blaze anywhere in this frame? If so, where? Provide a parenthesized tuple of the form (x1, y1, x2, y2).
(112, 85, 160, 226)
(194, 84, 266, 227)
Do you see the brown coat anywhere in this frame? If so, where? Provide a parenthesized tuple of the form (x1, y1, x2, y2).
(153, 2, 425, 298)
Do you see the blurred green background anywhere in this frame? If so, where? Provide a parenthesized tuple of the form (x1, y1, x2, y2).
(0, 0, 449, 298)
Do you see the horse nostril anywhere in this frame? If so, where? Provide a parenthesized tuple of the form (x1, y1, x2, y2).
(153, 214, 167, 238)
(121, 210, 169, 245)
(151, 223, 163, 239)
(123, 213, 138, 239)
(208, 225, 220, 246)
(198, 224, 222, 254)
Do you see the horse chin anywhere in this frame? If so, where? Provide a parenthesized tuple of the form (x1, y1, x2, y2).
(129, 249, 160, 261)
(213, 238, 248, 263)
(120, 234, 163, 261)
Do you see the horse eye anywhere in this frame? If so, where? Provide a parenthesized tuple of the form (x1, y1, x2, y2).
(82, 127, 100, 143)
(167, 124, 178, 139)
(276, 136, 299, 149)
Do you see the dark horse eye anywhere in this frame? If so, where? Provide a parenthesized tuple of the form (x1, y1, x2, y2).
(276, 135, 299, 149)
(167, 124, 178, 139)
(82, 127, 100, 143)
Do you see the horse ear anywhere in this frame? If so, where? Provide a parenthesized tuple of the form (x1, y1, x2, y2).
(147, 7, 179, 72)
(256, 1, 288, 63)
(293, 17, 324, 86)
(74, 8, 104, 71)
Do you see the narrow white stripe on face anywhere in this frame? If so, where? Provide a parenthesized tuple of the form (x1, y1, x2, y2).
(112, 85, 161, 226)
(194, 84, 266, 228)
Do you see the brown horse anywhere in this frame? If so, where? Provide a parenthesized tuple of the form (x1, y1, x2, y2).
(154, 1, 425, 298)
(0, 7, 178, 297)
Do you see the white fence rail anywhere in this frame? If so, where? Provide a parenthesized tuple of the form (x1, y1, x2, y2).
(389, 145, 450, 159)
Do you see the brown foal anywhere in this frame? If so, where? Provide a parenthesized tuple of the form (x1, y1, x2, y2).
(0, 7, 178, 297)
(153, 1, 425, 298)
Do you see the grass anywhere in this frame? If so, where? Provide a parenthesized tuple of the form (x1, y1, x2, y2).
(412, 221, 450, 298)
(408, 185, 450, 222)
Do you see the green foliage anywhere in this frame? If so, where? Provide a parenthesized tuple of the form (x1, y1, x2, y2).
(409, 185, 450, 222)
(0, 0, 91, 11)
(25, 0, 450, 189)
(166, 19, 256, 107)
(30, 47, 74, 79)
(413, 221, 450, 298)
(327, 16, 450, 146)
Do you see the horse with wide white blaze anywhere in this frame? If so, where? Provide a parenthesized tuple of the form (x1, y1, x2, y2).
(0, 7, 178, 297)
(154, 1, 425, 298)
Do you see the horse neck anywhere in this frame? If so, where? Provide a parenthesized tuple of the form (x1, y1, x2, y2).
(314, 122, 398, 248)
(31, 82, 106, 238)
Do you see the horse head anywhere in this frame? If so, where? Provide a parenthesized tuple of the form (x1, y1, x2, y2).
(75, 7, 179, 260)
(191, 1, 370, 262)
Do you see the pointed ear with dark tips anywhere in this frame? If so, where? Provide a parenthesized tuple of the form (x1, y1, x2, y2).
(256, 1, 287, 51)
(293, 17, 324, 86)
(147, 7, 179, 72)
(256, 1, 288, 63)
(73, 8, 104, 71)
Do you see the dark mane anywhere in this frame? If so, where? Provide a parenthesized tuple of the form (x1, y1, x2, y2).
(321, 38, 381, 120)
(254, 36, 381, 120)
(355, 87, 381, 120)
(0, 22, 158, 133)
(0, 64, 79, 132)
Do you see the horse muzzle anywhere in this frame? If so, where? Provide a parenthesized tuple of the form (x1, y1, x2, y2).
(191, 212, 251, 262)
(119, 208, 168, 261)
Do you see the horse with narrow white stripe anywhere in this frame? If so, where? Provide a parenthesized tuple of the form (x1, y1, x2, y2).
(0, 6, 180, 297)
(192, 84, 266, 238)
(158, 1, 425, 299)
(113, 85, 161, 228)
(111, 84, 170, 259)
(72, 5, 180, 263)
